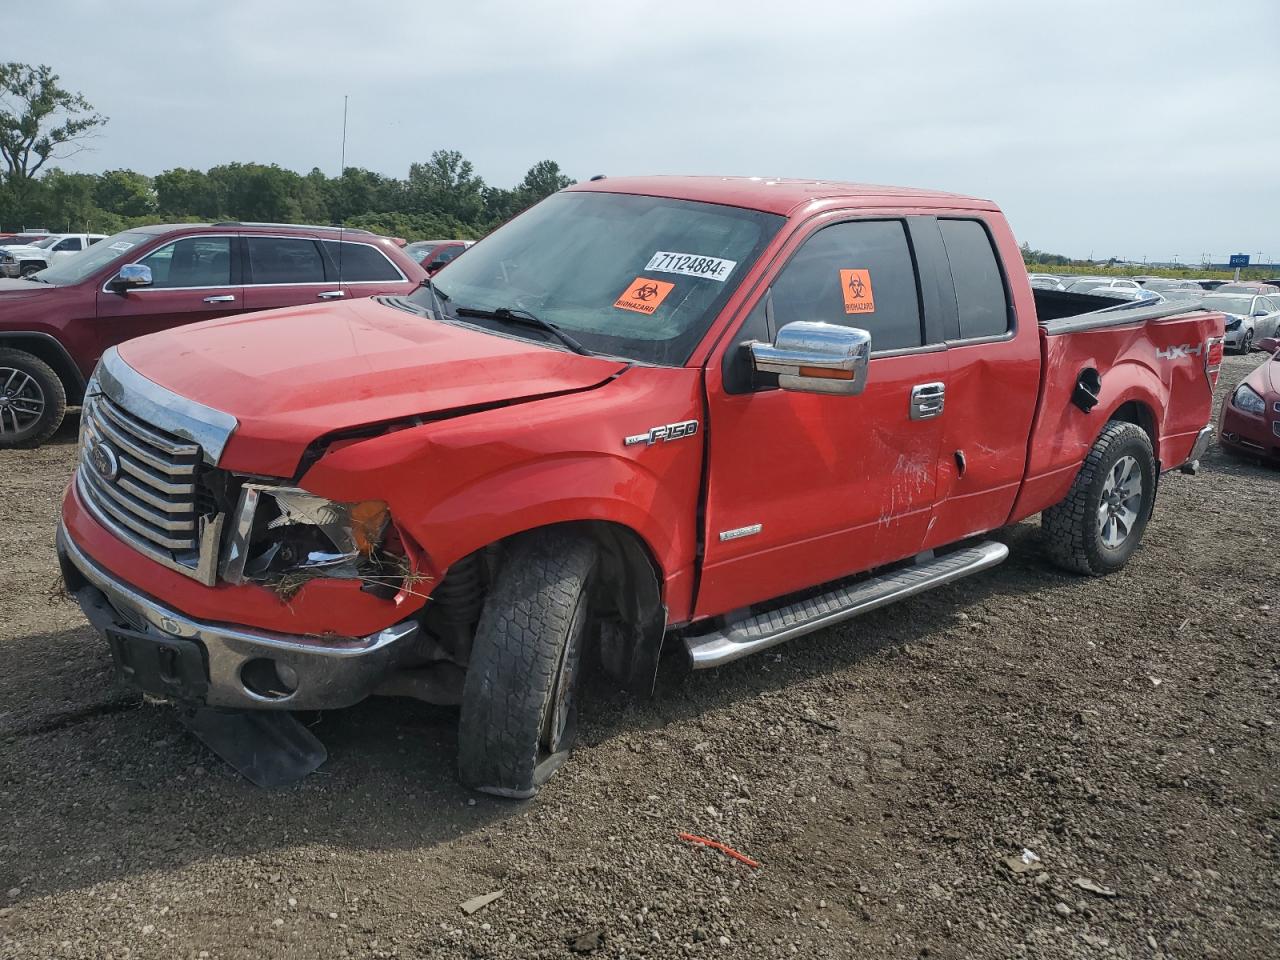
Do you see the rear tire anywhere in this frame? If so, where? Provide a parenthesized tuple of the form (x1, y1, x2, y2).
(1042, 421, 1155, 576)
(457, 530, 597, 798)
(0, 348, 67, 449)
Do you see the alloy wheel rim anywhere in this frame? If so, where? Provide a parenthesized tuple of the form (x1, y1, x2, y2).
(1097, 454, 1142, 549)
(0, 366, 46, 435)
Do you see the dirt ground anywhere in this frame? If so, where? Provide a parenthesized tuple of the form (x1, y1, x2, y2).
(1, 353, 1276, 960)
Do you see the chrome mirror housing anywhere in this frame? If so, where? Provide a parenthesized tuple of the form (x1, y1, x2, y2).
(749, 321, 871, 396)
(116, 263, 152, 287)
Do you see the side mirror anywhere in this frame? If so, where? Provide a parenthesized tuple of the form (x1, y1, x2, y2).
(749, 321, 871, 396)
(1254, 336, 1280, 354)
(1252, 309, 1269, 318)
(111, 263, 152, 289)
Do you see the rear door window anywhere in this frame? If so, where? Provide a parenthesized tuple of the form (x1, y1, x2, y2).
(320, 240, 403, 282)
(938, 219, 1011, 340)
(139, 236, 234, 288)
(247, 237, 326, 284)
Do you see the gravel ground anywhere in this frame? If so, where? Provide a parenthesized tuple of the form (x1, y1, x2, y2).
(1, 352, 1276, 960)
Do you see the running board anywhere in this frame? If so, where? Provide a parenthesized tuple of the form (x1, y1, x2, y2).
(684, 541, 1009, 669)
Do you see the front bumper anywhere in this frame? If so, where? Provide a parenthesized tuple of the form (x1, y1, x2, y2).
(0, 262, 20, 278)
(58, 524, 420, 710)
(1220, 406, 1279, 459)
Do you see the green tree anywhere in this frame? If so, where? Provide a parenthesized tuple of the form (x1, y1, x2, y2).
(0, 63, 107, 184)
(94, 169, 155, 218)
(154, 167, 219, 218)
(407, 150, 485, 222)
(518, 160, 574, 202)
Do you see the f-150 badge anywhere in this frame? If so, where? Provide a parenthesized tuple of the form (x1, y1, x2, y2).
(624, 420, 700, 447)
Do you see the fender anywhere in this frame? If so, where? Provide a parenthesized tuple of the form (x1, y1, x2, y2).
(0, 330, 87, 398)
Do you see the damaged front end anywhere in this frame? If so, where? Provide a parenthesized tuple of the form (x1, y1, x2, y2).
(221, 484, 429, 601)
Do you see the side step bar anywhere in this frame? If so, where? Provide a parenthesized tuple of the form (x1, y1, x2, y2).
(684, 541, 1009, 669)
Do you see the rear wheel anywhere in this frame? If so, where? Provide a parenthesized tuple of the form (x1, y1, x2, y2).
(1043, 421, 1155, 576)
(0, 348, 67, 449)
(457, 530, 597, 797)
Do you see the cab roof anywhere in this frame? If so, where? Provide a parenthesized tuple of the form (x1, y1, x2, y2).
(566, 175, 995, 217)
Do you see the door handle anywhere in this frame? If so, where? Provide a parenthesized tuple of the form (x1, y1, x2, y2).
(203, 295, 236, 303)
(910, 382, 946, 420)
(318, 290, 345, 299)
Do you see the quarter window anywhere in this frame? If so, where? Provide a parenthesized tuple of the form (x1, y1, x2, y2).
(247, 237, 325, 284)
(938, 219, 1011, 340)
(139, 236, 233, 288)
(751, 219, 924, 352)
(320, 241, 402, 282)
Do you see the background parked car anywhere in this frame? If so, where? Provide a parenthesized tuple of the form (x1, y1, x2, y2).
(0, 222, 427, 447)
(0, 233, 107, 277)
(1201, 293, 1280, 353)
(1027, 272, 1064, 290)
(1139, 278, 1203, 300)
(404, 239, 475, 274)
(1087, 287, 1165, 303)
(1215, 281, 1280, 295)
(1219, 336, 1280, 461)
(1197, 279, 1228, 290)
(1061, 277, 1146, 295)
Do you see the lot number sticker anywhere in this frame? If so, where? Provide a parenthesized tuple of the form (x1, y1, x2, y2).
(614, 276, 675, 315)
(645, 251, 737, 281)
(840, 269, 875, 314)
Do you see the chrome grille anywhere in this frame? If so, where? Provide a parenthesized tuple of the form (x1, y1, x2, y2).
(76, 392, 222, 584)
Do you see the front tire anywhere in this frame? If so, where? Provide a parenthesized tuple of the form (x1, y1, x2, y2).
(1042, 421, 1155, 576)
(457, 531, 597, 798)
(0, 348, 67, 449)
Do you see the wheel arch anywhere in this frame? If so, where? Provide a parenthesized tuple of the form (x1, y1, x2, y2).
(496, 519, 666, 695)
(0, 332, 86, 403)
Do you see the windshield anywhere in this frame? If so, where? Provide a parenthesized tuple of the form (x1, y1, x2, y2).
(1205, 297, 1256, 315)
(403, 191, 783, 364)
(33, 231, 151, 285)
(1065, 278, 1108, 292)
(29, 236, 61, 249)
(404, 242, 442, 265)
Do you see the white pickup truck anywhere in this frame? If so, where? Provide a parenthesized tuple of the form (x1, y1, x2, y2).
(0, 233, 107, 278)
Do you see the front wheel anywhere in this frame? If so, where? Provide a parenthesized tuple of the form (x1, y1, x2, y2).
(457, 531, 597, 798)
(1042, 421, 1155, 576)
(1241, 329, 1254, 354)
(0, 348, 67, 448)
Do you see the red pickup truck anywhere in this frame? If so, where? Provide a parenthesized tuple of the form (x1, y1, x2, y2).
(0, 222, 425, 448)
(57, 177, 1224, 795)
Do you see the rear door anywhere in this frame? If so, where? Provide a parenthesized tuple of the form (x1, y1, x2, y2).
(240, 235, 340, 311)
(697, 215, 949, 617)
(319, 238, 413, 299)
(94, 233, 244, 348)
(920, 215, 1041, 549)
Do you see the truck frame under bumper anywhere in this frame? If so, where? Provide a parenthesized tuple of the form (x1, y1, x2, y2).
(57, 525, 420, 711)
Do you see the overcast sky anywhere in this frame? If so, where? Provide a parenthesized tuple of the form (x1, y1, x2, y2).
(10, 0, 1279, 261)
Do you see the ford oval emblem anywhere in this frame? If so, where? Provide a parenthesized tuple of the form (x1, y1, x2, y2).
(91, 440, 120, 482)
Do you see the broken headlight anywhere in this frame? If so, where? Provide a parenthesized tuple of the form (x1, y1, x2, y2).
(223, 486, 411, 598)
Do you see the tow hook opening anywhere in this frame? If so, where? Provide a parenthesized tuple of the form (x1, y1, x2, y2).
(240, 658, 299, 700)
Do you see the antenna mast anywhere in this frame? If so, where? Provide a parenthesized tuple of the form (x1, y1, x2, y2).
(336, 94, 348, 287)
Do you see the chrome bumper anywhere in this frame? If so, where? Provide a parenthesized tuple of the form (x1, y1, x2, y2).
(57, 525, 419, 711)
(0, 263, 20, 278)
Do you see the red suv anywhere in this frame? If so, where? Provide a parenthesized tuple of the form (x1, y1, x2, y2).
(0, 222, 426, 447)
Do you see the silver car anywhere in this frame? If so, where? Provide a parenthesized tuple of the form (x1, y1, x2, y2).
(1202, 293, 1280, 353)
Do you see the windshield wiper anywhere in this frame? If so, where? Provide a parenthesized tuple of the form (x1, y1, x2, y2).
(454, 305, 592, 356)
(417, 276, 451, 319)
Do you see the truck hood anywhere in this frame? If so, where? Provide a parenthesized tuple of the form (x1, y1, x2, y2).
(0, 244, 44, 258)
(0, 277, 59, 300)
(116, 297, 630, 476)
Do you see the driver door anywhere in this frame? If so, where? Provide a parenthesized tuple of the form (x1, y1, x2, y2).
(95, 233, 244, 353)
(696, 216, 948, 617)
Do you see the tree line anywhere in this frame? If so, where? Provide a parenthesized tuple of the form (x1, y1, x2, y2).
(0, 62, 572, 241)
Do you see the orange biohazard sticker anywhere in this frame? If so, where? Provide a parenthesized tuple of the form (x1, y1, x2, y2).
(839, 269, 875, 314)
(614, 276, 675, 315)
